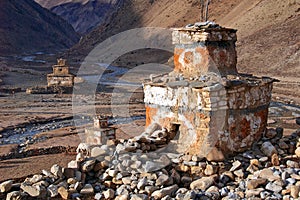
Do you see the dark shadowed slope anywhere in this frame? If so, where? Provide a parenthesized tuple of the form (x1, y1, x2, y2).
(35, 0, 88, 9)
(0, 0, 80, 56)
(50, 0, 124, 34)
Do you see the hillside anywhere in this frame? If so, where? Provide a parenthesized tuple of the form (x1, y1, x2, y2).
(35, 0, 89, 9)
(68, 0, 299, 70)
(0, 0, 79, 56)
(35, 0, 123, 35)
(51, 0, 123, 34)
(67, 0, 242, 61)
(215, 0, 300, 75)
(66, 0, 299, 102)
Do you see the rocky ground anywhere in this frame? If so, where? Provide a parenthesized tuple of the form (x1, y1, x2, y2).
(0, 66, 145, 190)
(0, 71, 299, 200)
(0, 54, 299, 199)
(1, 119, 300, 199)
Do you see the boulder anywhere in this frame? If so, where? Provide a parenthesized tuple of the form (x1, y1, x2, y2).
(81, 159, 96, 172)
(261, 142, 277, 157)
(6, 191, 26, 200)
(246, 178, 267, 189)
(47, 185, 58, 197)
(151, 184, 178, 199)
(0, 180, 13, 193)
(91, 147, 107, 157)
(190, 175, 217, 190)
(20, 183, 46, 198)
(204, 164, 218, 175)
(51, 164, 63, 178)
(296, 118, 300, 126)
(245, 188, 264, 198)
(58, 186, 72, 199)
(265, 182, 283, 193)
(156, 174, 171, 186)
(290, 185, 300, 199)
(206, 147, 225, 161)
(63, 168, 75, 179)
(68, 160, 80, 169)
(258, 168, 280, 182)
(28, 175, 43, 184)
(103, 189, 115, 199)
(80, 184, 94, 195)
(230, 160, 242, 172)
(131, 194, 148, 200)
(145, 123, 161, 134)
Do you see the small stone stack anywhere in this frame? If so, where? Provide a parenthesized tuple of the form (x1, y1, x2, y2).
(85, 117, 116, 145)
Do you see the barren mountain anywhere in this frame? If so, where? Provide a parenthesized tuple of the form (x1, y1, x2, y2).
(0, 0, 79, 56)
(35, 0, 90, 9)
(51, 0, 123, 34)
(67, 0, 229, 61)
(35, 0, 123, 35)
(66, 0, 299, 101)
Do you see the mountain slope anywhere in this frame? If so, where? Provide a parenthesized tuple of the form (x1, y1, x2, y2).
(68, 0, 299, 77)
(0, 0, 80, 56)
(34, 0, 86, 9)
(50, 0, 123, 34)
(66, 0, 240, 62)
(35, 0, 123, 35)
(221, 0, 300, 77)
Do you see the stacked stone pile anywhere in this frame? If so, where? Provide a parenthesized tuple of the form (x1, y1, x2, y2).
(1, 121, 300, 200)
(114, 123, 176, 154)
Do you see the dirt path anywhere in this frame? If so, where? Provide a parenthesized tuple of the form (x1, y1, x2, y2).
(0, 153, 74, 182)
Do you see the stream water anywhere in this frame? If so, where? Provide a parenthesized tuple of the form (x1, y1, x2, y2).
(0, 118, 83, 145)
(0, 116, 145, 146)
(81, 64, 141, 87)
(0, 63, 146, 146)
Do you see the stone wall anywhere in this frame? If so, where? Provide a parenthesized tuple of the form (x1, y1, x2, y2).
(85, 128, 116, 145)
(26, 85, 73, 94)
(53, 66, 70, 75)
(47, 59, 75, 87)
(47, 75, 74, 87)
(143, 23, 275, 160)
(172, 28, 238, 78)
(144, 76, 274, 158)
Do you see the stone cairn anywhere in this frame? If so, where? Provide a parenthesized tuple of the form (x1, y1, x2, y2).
(85, 116, 116, 145)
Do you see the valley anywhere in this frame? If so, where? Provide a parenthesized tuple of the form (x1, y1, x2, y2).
(0, 0, 299, 199)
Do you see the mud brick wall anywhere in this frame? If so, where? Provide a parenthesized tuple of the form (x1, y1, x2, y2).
(47, 59, 75, 87)
(172, 28, 238, 78)
(220, 82, 273, 152)
(47, 76, 74, 87)
(53, 66, 70, 75)
(85, 128, 116, 145)
(144, 80, 273, 157)
(143, 25, 274, 159)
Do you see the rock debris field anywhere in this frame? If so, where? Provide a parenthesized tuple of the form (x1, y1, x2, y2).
(1, 120, 300, 200)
